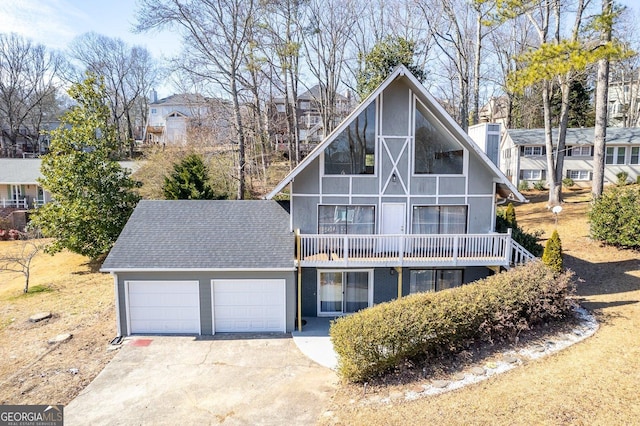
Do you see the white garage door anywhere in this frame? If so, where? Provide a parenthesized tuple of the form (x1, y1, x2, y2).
(127, 281, 200, 334)
(212, 279, 286, 333)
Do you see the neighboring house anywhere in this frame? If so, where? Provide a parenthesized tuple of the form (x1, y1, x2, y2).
(478, 96, 509, 127)
(0, 159, 50, 208)
(0, 159, 139, 209)
(144, 93, 230, 145)
(102, 66, 532, 337)
(271, 84, 351, 151)
(500, 126, 640, 188)
(608, 77, 640, 128)
(468, 122, 502, 167)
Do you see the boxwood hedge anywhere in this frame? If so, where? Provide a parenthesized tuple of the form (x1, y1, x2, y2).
(330, 261, 575, 382)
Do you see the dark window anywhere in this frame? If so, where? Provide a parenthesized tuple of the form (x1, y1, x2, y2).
(318, 205, 375, 234)
(324, 103, 375, 175)
(409, 269, 463, 293)
(414, 101, 463, 174)
(412, 206, 467, 234)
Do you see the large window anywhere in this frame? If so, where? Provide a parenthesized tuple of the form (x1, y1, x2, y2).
(318, 205, 375, 234)
(631, 147, 640, 165)
(319, 271, 371, 315)
(606, 146, 626, 164)
(567, 170, 591, 181)
(523, 146, 545, 156)
(568, 146, 592, 157)
(324, 103, 375, 175)
(520, 169, 545, 181)
(414, 101, 463, 174)
(409, 269, 463, 293)
(412, 206, 467, 234)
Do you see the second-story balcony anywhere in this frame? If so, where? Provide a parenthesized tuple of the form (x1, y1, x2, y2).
(297, 230, 534, 268)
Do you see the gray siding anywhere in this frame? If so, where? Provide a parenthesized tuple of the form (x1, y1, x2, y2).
(115, 271, 296, 336)
(381, 80, 411, 135)
(373, 268, 399, 304)
(301, 268, 318, 317)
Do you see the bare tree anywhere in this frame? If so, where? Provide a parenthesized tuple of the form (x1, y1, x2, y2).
(0, 33, 63, 157)
(592, 0, 614, 199)
(136, 0, 256, 199)
(303, 0, 357, 136)
(68, 33, 161, 157)
(0, 234, 47, 293)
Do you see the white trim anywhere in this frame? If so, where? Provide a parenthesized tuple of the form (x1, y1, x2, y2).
(317, 269, 374, 317)
(101, 267, 297, 273)
(112, 273, 121, 336)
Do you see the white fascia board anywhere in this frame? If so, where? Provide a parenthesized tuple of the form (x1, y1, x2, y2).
(100, 267, 298, 273)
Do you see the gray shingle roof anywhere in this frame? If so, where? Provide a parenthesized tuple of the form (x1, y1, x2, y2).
(507, 127, 640, 145)
(0, 159, 139, 185)
(101, 200, 294, 271)
(0, 159, 42, 184)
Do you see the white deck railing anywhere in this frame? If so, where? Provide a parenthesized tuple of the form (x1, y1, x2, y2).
(298, 230, 534, 268)
(0, 198, 28, 209)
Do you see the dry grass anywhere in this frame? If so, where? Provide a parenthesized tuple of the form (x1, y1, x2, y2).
(322, 189, 640, 425)
(0, 243, 116, 405)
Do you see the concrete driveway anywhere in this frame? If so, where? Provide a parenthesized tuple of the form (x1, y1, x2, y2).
(65, 335, 337, 425)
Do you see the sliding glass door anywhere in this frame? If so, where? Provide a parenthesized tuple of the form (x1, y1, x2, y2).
(318, 270, 372, 315)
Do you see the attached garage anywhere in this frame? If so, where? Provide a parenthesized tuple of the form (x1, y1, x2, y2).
(212, 279, 286, 332)
(101, 200, 296, 336)
(127, 281, 200, 334)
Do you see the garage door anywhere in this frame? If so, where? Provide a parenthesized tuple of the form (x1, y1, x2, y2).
(127, 281, 200, 334)
(212, 279, 286, 333)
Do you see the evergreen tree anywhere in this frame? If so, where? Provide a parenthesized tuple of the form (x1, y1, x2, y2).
(505, 203, 517, 228)
(356, 36, 426, 99)
(542, 230, 563, 274)
(163, 154, 224, 200)
(31, 73, 140, 260)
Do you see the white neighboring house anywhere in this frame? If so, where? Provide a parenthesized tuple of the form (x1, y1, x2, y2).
(144, 93, 224, 145)
(0, 159, 139, 209)
(498, 126, 640, 188)
(608, 78, 640, 128)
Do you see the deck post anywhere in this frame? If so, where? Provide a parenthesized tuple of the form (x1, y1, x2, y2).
(296, 229, 302, 332)
(507, 228, 513, 265)
(396, 267, 403, 299)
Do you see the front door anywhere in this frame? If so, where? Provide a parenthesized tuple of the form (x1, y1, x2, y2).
(318, 270, 372, 315)
(381, 203, 405, 252)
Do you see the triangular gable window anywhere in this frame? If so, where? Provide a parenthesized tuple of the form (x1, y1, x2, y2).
(414, 100, 463, 174)
(324, 102, 375, 175)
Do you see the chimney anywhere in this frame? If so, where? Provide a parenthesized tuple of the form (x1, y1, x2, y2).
(151, 89, 158, 103)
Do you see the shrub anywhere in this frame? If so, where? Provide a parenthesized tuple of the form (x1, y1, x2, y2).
(562, 177, 575, 188)
(616, 171, 629, 186)
(542, 230, 563, 273)
(496, 210, 543, 257)
(533, 180, 547, 191)
(505, 203, 517, 228)
(518, 180, 530, 191)
(589, 186, 640, 249)
(330, 262, 575, 382)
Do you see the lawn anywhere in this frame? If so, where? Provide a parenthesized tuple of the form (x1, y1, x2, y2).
(321, 189, 640, 425)
(0, 244, 116, 405)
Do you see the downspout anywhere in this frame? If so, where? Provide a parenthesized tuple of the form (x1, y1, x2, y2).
(296, 229, 302, 332)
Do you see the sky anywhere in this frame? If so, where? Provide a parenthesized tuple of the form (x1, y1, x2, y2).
(1, 0, 638, 97)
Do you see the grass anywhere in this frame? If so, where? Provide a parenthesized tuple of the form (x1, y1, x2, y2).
(0, 242, 116, 405)
(321, 189, 640, 425)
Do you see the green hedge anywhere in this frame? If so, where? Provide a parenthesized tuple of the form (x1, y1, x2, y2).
(330, 262, 575, 382)
(589, 186, 640, 249)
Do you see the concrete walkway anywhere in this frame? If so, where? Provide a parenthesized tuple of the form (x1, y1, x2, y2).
(291, 317, 338, 370)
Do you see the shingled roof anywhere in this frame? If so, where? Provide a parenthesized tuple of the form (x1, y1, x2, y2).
(101, 200, 294, 271)
(507, 127, 640, 145)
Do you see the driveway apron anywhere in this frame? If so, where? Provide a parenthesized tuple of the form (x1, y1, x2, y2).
(65, 335, 337, 425)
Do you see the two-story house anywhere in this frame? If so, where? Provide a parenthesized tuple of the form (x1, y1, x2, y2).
(144, 93, 230, 145)
(101, 66, 531, 336)
(500, 126, 640, 188)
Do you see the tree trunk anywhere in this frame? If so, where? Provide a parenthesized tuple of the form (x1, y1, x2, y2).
(592, 0, 613, 199)
(230, 77, 246, 200)
(542, 81, 561, 206)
